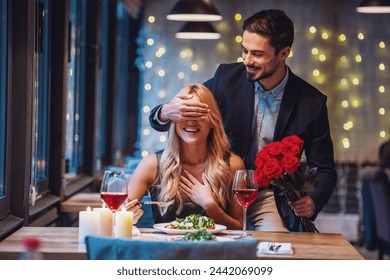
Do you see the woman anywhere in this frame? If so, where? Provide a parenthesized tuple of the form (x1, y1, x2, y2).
(126, 83, 244, 229)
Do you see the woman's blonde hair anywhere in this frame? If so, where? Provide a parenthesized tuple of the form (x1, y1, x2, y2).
(156, 83, 232, 215)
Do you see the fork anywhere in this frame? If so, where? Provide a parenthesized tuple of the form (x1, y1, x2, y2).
(138, 201, 169, 207)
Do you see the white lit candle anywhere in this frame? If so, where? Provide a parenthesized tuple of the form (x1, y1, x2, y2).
(78, 206, 100, 243)
(93, 206, 113, 236)
(114, 207, 133, 238)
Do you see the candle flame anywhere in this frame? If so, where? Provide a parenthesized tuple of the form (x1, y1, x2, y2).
(121, 207, 126, 212)
(87, 206, 91, 211)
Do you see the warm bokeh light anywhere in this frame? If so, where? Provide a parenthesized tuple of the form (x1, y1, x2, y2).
(234, 13, 242, 21)
(342, 100, 349, 108)
(340, 78, 348, 87)
(355, 55, 362, 63)
(143, 106, 150, 113)
(159, 135, 167, 142)
(309, 26, 317, 33)
(147, 38, 154, 46)
(352, 100, 359, 108)
(145, 61, 152, 68)
(177, 72, 185, 79)
(357, 33, 364, 40)
(343, 121, 353, 131)
(379, 41, 386, 48)
(338, 34, 346, 42)
(143, 128, 150, 136)
(148, 16, 155, 23)
(342, 138, 350, 149)
(311, 48, 319, 55)
(144, 83, 151, 91)
(191, 64, 199, 71)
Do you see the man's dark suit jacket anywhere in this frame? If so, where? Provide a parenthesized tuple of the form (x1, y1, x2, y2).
(149, 62, 337, 231)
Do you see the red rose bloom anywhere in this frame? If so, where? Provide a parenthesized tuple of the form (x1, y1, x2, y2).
(282, 154, 300, 173)
(262, 158, 283, 179)
(283, 142, 301, 156)
(265, 141, 284, 157)
(253, 135, 319, 232)
(282, 135, 304, 151)
(255, 150, 271, 169)
(254, 169, 271, 187)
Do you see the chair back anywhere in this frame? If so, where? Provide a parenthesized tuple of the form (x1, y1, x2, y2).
(369, 170, 390, 243)
(86, 236, 258, 260)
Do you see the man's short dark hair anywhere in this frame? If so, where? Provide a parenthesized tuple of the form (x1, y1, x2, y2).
(243, 9, 294, 54)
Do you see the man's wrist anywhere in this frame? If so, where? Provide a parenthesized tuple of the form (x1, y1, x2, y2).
(154, 105, 170, 125)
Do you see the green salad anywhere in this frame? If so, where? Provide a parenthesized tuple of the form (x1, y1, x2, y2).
(165, 214, 216, 230)
(183, 230, 216, 241)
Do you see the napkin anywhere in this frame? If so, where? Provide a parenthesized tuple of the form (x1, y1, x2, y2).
(257, 242, 293, 256)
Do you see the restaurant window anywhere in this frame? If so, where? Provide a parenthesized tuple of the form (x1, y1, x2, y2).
(33, 0, 51, 198)
(65, 0, 85, 179)
(0, 0, 7, 199)
(94, 0, 110, 171)
(112, 2, 130, 162)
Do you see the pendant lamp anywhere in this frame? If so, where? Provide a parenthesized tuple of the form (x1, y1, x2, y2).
(356, 0, 390, 13)
(175, 22, 221, 40)
(167, 0, 222, 21)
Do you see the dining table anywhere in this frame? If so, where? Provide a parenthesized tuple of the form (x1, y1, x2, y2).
(0, 226, 364, 260)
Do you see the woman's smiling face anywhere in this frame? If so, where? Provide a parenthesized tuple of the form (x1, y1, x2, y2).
(175, 95, 211, 145)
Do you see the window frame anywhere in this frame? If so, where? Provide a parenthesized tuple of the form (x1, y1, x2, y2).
(0, 0, 8, 216)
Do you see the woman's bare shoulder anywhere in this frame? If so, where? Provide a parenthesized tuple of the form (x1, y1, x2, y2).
(137, 154, 158, 170)
(229, 153, 245, 171)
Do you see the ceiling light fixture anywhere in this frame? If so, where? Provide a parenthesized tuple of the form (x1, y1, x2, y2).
(167, 0, 222, 22)
(356, 0, 390, 13)
(175, 22, 221, 40)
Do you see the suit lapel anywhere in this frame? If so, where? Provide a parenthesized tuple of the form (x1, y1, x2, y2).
(242, 79, 255, 146)
(273, 70, 297, 141)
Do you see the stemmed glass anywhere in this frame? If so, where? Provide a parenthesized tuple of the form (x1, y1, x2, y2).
(100, 170, 128, 237)
(232, 170, 258, 238)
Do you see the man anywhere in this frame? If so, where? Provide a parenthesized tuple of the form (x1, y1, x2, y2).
(149, 9, 337, 232)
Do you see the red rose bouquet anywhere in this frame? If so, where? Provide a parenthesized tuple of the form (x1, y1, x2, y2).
(254, 135, 319, 232)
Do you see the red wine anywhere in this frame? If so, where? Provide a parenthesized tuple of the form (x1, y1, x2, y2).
(233, 189, 258, 207)
(101, 192, 127, 211)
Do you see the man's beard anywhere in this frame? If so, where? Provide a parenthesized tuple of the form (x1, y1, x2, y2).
(246, 68, 275, 82)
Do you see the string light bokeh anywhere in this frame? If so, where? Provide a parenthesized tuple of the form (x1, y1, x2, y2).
(137, 0, 390, 164)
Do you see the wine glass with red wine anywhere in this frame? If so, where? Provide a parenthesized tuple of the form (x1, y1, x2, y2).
(232, 170, 258, 238)
(100, 170, 128, 236)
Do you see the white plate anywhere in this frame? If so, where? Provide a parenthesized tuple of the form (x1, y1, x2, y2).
(153, 223, 227, 235)
(167, 236, 235, 242)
